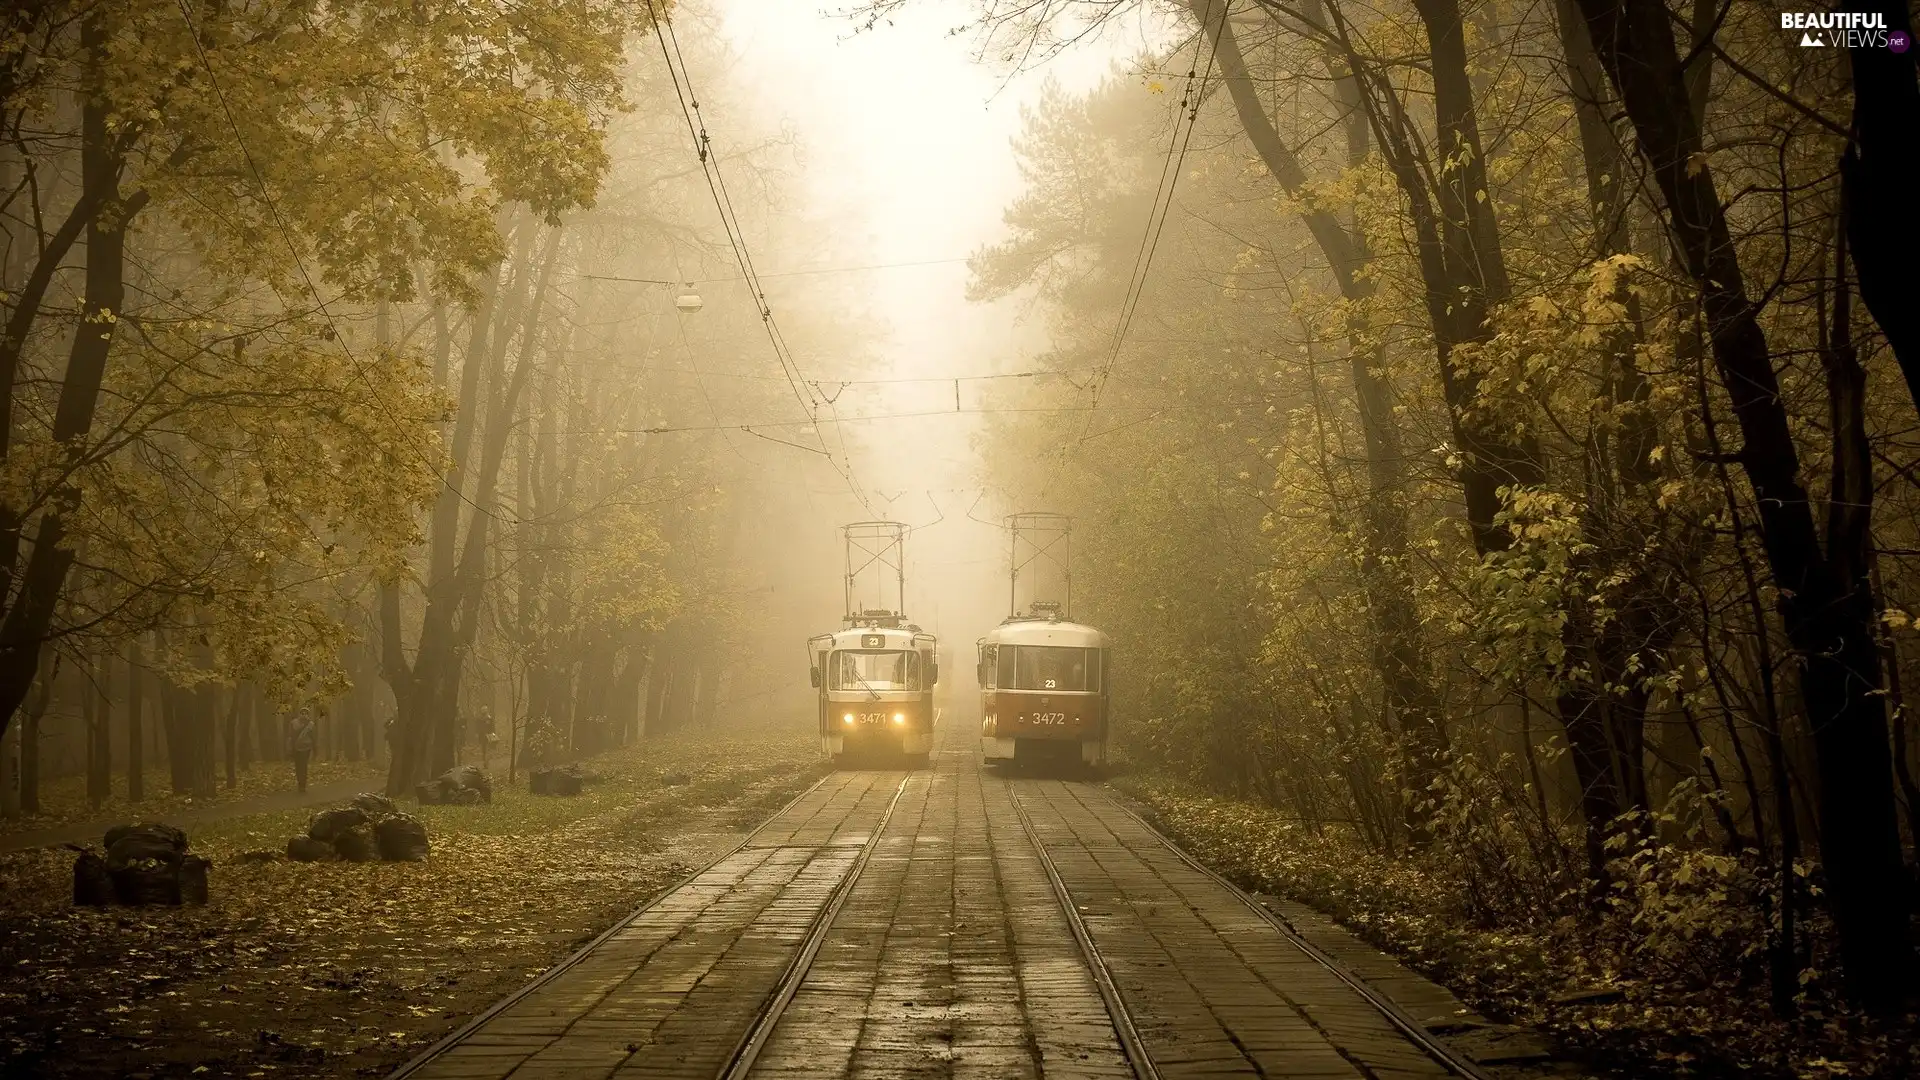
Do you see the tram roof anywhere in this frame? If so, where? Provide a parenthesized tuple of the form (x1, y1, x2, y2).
(978, 618, 1108, 648)
(814, 625, 934, 649)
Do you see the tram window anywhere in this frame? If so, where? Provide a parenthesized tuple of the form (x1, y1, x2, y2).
(1008, 646, 1094, 692)
(831, 650, 919, 691)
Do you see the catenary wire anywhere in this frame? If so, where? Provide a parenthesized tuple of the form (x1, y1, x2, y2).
(645, 0, 876, 514)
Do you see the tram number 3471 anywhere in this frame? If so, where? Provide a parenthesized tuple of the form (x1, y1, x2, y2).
(1025, 712, 1068, 725)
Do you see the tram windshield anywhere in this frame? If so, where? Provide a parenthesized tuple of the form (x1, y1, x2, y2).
(831, 650, 920, 692)
(994, 645, 1101, 692)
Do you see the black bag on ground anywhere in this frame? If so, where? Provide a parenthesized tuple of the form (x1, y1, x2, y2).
(111, 862, 181, 905)
(307, 806, 368, 842)
(332, 825, 377, 862)
(530, 765, 584, 797)
(105, 822, 188, 905)
(72, 852, 114, 906)
(286, 835, 335, 862)
(350, 792, 399, 819)
(446, 764, 492, 802)
(179, 855, 211, 905)
(104, 823, 187, 857)
(416, 765, 492, 805)
(375, 814, 430, 861)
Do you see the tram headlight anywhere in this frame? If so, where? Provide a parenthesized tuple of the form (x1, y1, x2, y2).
(892, 712, 905, 725)
(842, 713, 855, 726)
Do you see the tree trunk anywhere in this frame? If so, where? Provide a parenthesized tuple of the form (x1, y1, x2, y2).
(0, 719, 17, 818)
(1571, 0, 1912, 1007)
(127, 638, 144, 801)
(0, 14, 142, 742)
(643, 642, 674, 738)
(236, 683, 255, 769)
(1843, 4, 1920, 395)
(87, 649, 111, 806)
(223, 687, 238, 790)
(19, 710, 38, 815)
(19, 650, 57, 814)
(1204, 1, 1447, 839)
(253, 685, 279, 763)
(161, 679, 189, 795)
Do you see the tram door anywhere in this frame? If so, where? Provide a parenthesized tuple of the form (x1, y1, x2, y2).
(807, 634, 832, 743)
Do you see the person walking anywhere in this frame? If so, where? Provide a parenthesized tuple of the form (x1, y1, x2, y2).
(286, 709, 317, 794)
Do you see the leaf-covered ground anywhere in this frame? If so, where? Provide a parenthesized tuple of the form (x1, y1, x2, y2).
(0, 726, 824, 1078)
(1121, 778, 1920, 1080)
(1, 758, 390, 839)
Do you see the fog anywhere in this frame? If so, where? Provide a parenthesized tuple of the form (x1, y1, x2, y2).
(685, 0, 1167, 716)
(6, 0, 1918, 1066)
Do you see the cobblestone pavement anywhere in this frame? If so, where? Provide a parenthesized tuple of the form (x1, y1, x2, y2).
(395, 730, 1487, 1080)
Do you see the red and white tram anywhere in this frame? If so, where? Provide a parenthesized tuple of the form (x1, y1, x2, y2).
(978, 602, 1110, 769)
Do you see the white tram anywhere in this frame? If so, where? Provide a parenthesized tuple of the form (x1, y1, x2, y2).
(978, 602, 1110, 769)
(809, 614, 937, 767)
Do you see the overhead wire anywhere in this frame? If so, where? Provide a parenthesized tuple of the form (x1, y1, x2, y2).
(576, 254, 976, 285)
(549, 401, 1226, 438)
(1039, 0, 1225, 495)
(645, 0, 876, 515)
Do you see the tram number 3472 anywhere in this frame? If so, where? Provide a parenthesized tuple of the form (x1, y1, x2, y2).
(1024, 712, 1068, 725)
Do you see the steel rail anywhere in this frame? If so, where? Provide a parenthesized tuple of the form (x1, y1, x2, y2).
(719, 772, 913, 1080)
(385, 769, 840, 1080)
(1091, 787, 1498, 1080)
(1006, 779, 1162, 1080)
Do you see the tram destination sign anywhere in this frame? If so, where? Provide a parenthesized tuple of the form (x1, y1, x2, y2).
(862, 634, 885, 647)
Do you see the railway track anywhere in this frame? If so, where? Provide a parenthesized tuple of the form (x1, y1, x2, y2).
(1096, 786, 1495, 1080)
(718, 776, 909, 1078)
(390, 740, 1515, 1080)
(1007, 779, 1162, 1080)
(385, 771, 843, 1080)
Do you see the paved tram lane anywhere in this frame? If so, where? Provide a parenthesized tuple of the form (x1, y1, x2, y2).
(746, 740, 1131, 1078)
(1010, 781, 1457, 1079)
(396, 727, 1492, 1079)
(399, 770, 908, 1079)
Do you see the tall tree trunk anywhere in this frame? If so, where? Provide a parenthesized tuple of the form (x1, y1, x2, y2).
(192, 684, 217, 798)
(613, 644, 648, 746)
(1843, 4, 1920, 393)
(87, 648, 110, 806)
(0, 719, 17, 818)
(1205, 2, 1447, 839)
(222, 688, 238, 790)
(643, 640, 674, 738)
(126, 637, 143, 801)
(236, 683, 254, 769)
(253, 685, 279, 763)
(17, 650, 56, 814)
(161, 678, 189, 795)
(0, 13, 143, 741)
(1572, 0, 1912, 1007)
